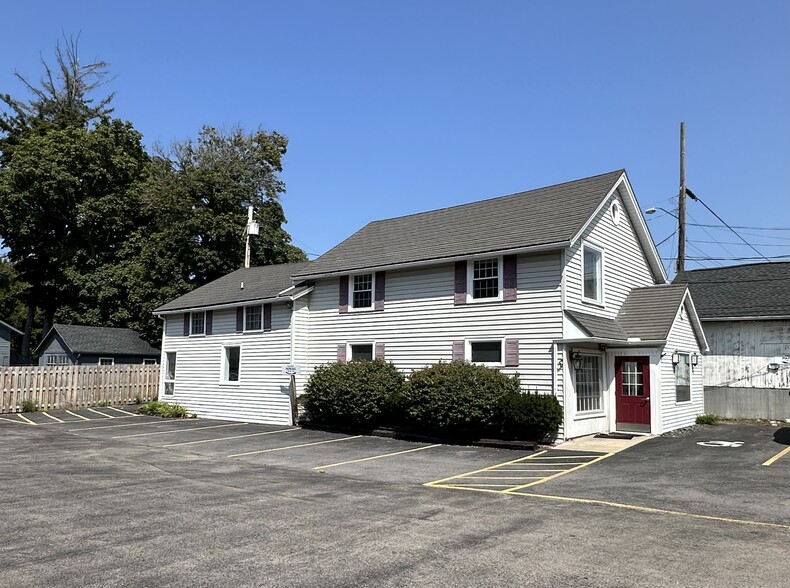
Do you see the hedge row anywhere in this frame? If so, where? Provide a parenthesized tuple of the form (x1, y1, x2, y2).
(300, 360, 562, 442)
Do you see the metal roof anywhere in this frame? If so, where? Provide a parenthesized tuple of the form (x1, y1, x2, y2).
(154, 262, 311, 313)
(673, 262, 790, 319)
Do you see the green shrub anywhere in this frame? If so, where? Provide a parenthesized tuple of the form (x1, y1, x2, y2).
(495, 390, 563, 442)
(97, 400, 110, 407)
(400, 361, 520, 437)
(301, 360, 406, 428)
(696, 414, 719, 425)
(133, 394, 143, 405)
(137, 400, 188, 418)
(20, 399, 37, 413)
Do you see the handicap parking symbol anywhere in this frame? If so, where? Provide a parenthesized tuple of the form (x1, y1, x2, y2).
(696, 440, 744, 448)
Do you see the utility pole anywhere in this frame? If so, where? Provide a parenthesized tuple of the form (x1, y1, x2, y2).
(677, 122, 686, 274)
(243, 205, 259, 268)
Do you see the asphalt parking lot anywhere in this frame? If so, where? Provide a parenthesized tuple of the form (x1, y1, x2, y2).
(0, 409, 788, 587)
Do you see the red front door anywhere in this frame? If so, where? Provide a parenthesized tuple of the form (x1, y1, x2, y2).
(615, 356, 651, 432)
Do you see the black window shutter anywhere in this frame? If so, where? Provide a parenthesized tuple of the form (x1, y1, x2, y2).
(183, 314, 190, 336)
(503, 255, 517, 301)
(374, 271, 386, 311)
(454, 261, 467, 305)
(236, 307, 244, 333)
(339, 276, 349, 314)
(263, 304, 272, 332)
(452, 340, 465, 362)
(337, 344, 347, 363)
(205, 310, 213, 336)
(375, 342, 385, 360)
(505, 339, 520, 367)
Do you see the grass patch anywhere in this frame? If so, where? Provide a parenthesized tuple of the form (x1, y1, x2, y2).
(137, 401, 188, 418)
(695, 414, 719, 425)
(20, 400, 37, 413)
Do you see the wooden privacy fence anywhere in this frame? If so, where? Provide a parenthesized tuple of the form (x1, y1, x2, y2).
(0, 365, 160, 413)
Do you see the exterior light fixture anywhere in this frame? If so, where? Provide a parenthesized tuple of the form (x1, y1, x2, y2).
(572, 351, 583, 371)
(691, 354, 699, 366)
(671, 353, 680, 365)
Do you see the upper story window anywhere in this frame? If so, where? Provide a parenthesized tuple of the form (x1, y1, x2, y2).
(245, 305, 262, 331)
(190, 311, 206, 335)
(675, 352, 691, 403)
(470, 258, 501, 300)
(582, 245, 603, 304)
(352, 274, 374, 309)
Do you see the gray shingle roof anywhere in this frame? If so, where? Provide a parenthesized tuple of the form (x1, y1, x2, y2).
(617, 284, 689, 341)
(50, 324, 159, 356)
(294, 170, 625, 278)
(155, 262, 311, 313)
(566, 310, 629, 340)
(673, 262, 790, 319)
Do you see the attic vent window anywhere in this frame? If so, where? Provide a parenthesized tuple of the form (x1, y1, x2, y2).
(611, 201, 621, 225)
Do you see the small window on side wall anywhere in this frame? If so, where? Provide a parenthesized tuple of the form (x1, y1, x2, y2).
(143, 359, 157, 365)
(163, 351, 176, 395)
(350, 343, 374, 361)
(469, 340, 502, 365)
(582, 245, 603, 304)
(675, 352, 691, 402)
(99, 358, 114, 366)
(223, 346, 241, 382)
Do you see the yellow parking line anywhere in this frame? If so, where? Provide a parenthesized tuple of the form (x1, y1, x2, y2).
(113, 422, 246, 439)
(229, 435, 362, 458)
(105, 406, 138, 416)
(40, 412, 64, 422)
(314, 443, 441, 470)
(15, 413, 37, 425)
(513, 492, 790, 530)
(69, 420, 165, 432)
(504, 453, 614, 492)
(424, 450, 548, 487)
(0, 415, 29, 425)
(164, 427, 299, 447)
(87, 408, 114, 418)
(66, 410, 90, 421)
(762, 445, 790, 467)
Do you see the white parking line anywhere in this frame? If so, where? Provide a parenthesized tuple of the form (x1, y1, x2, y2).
(40, 412, 64, 423)
(163, 427, 299, 447)
(0, 415, 28, 425)
(314, 443, 442, 470)
(86, 408, 114, 418)
(229, 435, 363, 458)
(105, 406, 138, 416)
(66, 410, 90, 421)
(69, 420, 165, 432)
(16, 413, 37, 425)
(113, 422, 247, 439)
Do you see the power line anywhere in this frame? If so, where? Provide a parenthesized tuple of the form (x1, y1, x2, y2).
(655, 230, 677, 247)
(686, 223, 790, 231)
(686, 188, 773, 264)
(685, 208, 740, 260)
(689, 239, 790, 248)
(686, 241, 724, 267)
(661, 255, 790, 261)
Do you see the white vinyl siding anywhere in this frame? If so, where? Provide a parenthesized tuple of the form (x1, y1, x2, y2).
(565, 187, 654, 319)
(659, 301, 704, 431)
(161, 305, 295, 424)
(307, 252, 564, 417)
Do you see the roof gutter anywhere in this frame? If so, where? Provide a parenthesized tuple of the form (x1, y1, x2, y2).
(555, 337, 667, 347)
(292, 241, 570, 282)
(153, 287, 314, 317)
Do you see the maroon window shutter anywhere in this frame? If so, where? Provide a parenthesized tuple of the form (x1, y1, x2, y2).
(236, 307, 244, 333)
(263, 303, 272, 332)
(452, 340, 465, 362)
(503, 255, 517, 301)
(454, 261, 467, 305)
(183, 314, 190, 336)
(337, 344, 347, 363)
(505, 339, 520, 367)
(374, 271, 386, 311)
(339, 276, 349, 314)
(205, 310, 213, 336)
(375, 342, 385, 360)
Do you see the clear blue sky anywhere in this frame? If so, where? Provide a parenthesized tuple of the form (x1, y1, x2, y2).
(2, 0, 788, 274)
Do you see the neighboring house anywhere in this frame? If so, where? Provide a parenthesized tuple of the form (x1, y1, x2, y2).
(0, 319, 23, 366)
(674, 263, 790, 419)
(155, 170, 709, 439)
(35, 324, 160, 366)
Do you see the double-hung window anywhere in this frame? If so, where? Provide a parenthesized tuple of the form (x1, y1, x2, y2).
(351, 274, 374, 309)
(245, 305, 262, 331)
(575, 354, 602, 412)
(471, 258, 500, 300)
(675, 353, 691, 402)
(582, 245, 603, 304)
(190, 311, 206, 335)
(99, 358, 114, 366)
(163, 352, 176, 395)
(46, 354, 69, 365)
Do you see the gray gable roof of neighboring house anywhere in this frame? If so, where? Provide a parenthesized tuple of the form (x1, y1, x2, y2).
(293, 170, 627, 279)
(36, 324, 159, 356)
(566, 284, 706, 349)
(673, 262, 790, 319)
(155, 262, 311, 313)
(0, 319, 23, 336)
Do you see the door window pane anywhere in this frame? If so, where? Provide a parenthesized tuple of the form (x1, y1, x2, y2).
(621, 361, 644, 396)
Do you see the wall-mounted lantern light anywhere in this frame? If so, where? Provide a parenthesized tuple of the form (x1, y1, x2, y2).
(671, 353, 680, 365)
(572, 351, 583, 371)
(691, 354, 699, 366)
